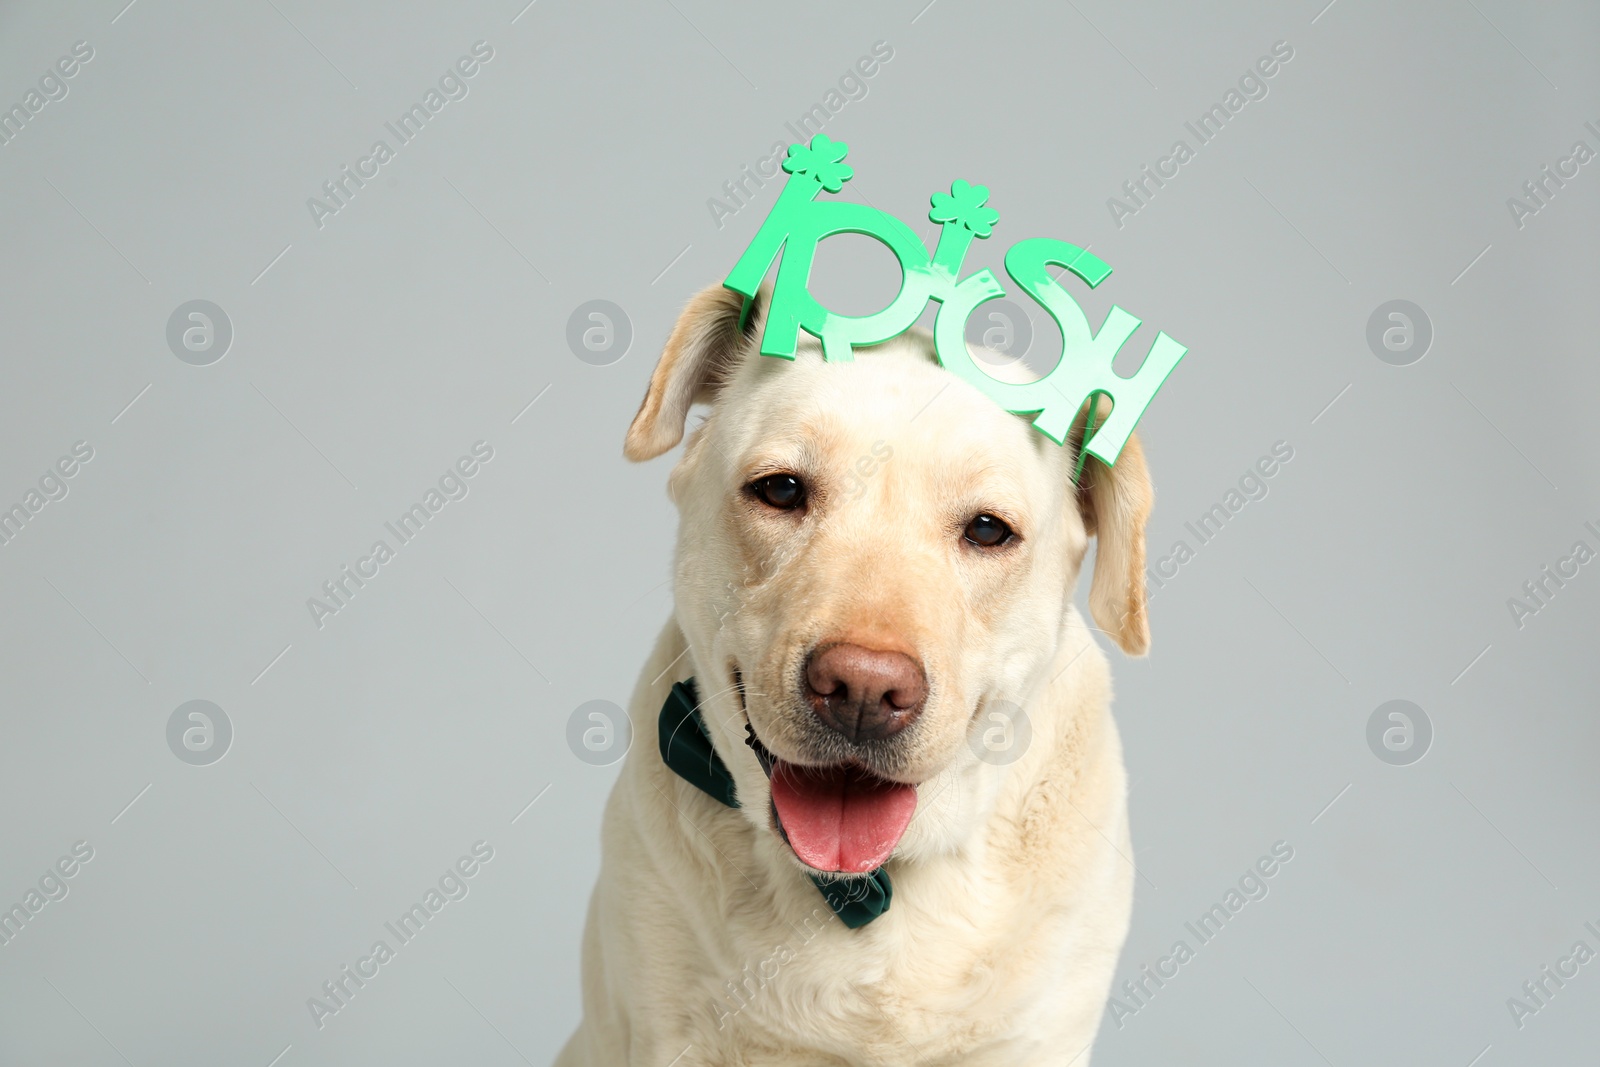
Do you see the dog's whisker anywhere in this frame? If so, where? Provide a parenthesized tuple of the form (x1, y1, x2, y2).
(714, 686, 774, 727)
(660, 678, 777, 789)
(688, 679, 744, 715)
(662, 679, 747, 757)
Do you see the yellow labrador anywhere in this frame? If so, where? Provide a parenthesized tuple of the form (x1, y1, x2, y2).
(558, 284, 1153, 1066)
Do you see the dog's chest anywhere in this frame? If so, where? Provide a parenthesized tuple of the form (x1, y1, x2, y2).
(696, 870, 1081, 1064)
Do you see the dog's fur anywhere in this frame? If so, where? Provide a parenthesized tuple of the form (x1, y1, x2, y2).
(557, 284, 1152, 1066)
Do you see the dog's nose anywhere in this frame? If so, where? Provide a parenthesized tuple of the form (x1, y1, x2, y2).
(804, 643, 927, 742)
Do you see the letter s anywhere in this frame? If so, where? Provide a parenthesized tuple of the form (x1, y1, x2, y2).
(471, 440, 494, 462)
(1271, 439, 1294, 462)
(471, 40, 494, 62)
(471, 839, 494, 862)
(71, 839, 94, 862)
(72, 40, 95, 62)
(997, 238, 1185, 460)
(1270, 839, 1294, 862)
(72, 440, 95, 463)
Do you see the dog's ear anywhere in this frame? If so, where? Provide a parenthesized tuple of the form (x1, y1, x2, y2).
(623, 284, 766, 461)
(1075, 402, 1153, 656)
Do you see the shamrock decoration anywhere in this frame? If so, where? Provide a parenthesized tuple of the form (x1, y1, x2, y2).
(929, 179, 999, 237)
(781, 134, 853, 192)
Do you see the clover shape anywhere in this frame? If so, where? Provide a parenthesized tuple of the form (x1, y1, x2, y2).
(782, 134, 853, 192)
(929, 179, 999, 237)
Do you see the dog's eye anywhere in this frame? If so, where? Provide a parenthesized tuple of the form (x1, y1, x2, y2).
(750, 473, 806, 510)
(963, 513, 1013, 548)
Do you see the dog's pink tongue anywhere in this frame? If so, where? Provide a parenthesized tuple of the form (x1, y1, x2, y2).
(769, 763, 917, 873)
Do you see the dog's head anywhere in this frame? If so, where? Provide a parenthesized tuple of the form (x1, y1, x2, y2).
(626, 284, 1152, 875)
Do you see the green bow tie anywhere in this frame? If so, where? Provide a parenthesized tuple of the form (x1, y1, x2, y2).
(656, 677, 892, 929)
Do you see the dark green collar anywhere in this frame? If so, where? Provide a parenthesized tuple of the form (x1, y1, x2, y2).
(657, 678, 892, 929)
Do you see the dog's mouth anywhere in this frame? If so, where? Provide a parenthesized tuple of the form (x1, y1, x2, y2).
(735, 670, 918, 874)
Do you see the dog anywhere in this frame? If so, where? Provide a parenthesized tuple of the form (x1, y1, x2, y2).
(556, 282, 1153, 1066)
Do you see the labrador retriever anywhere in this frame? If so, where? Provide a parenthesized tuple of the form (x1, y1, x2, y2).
(557, 282, 1152, 1066)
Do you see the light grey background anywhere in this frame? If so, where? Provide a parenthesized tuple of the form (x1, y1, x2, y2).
(1, 1, 1596, 1064)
